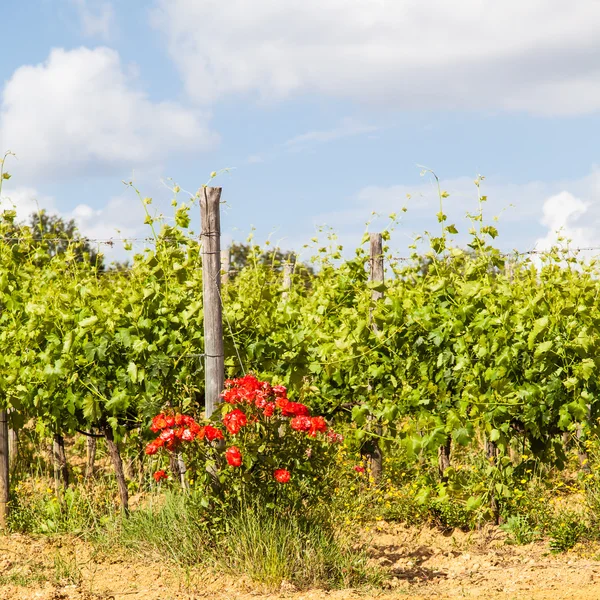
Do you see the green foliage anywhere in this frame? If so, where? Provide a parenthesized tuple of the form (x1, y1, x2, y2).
(500, 515, 540, 545)
(9, 476, 118, 535)
(5, 162, 600, 521)
(428, 498, 472, 530)
(549, 512, 587, 553)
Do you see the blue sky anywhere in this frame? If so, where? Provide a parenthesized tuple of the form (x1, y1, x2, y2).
(1, 0, 600, 261)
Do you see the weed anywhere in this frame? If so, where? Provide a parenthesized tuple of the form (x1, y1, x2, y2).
(500, 515, 539, 545)
(53, 552, 82, 586)
(549, 512, 587, 553)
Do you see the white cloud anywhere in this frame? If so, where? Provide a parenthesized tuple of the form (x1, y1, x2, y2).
(0, 47, 217, 181)
(152, 0, 600, 116)
(71, 0, 116, 40)
(304, 168, 600, 256)
(0, 187, 56, 222)
(534, 191, 596, 252)
(284, 119, 378, 150)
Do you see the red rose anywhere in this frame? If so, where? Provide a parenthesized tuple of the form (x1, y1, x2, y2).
(145, 441, 159, 455)
(159, 428, 175, 442)
(189, 422, 203, 437)
(204, 425, 224, 441)
(225, 446, 242, 467)
(276, 397, 290, 411)
(150, 414, 167, 432)
(290, 416, 312, 432)
(223, 408, 248, 435)
(272, 385, 287, 397)
(165, 416, 176, 428)
(263, 402, 276, 417)
(273, 469, 291, 483)
(282, 401, 310, 417)
(308, 416, 328, 437)
(153, 470, 168, 482)
(181, 428, 194, 442)
(254, 392, 267, 409)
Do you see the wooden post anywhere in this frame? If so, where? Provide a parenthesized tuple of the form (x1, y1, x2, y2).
(366, 233, 384, 483)
(201, 187, 224, 419)
(282, 262, 292, 301)
(0, 410, 9, 528)
(221, 248, 231, 284)
(8, 429, 17, 473)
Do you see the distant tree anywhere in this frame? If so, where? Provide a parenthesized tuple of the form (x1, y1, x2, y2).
(29, 211, 103, 267)
(228, 242, 314, 283)
(1, 209, 103, 269)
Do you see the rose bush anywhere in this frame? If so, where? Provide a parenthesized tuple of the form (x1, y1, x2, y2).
(144, 374, 343, 510)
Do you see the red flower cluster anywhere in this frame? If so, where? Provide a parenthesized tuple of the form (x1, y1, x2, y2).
(145, 412, 223, 455)
(290, 415, 328, 437)
(146, 376, 340, 488)
(222, 374, 277, 405)
(153, 469, 168, 482)
(222, 375, 312, 420)
(223, 408, 248, 435)
(273, 468, 291, 483)
(226, 446, 242, 467)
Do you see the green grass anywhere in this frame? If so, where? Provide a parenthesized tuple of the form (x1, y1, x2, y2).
(116, 491, 382, 591)
(214, 503, 382, 591)
(117, 491, 209, 566)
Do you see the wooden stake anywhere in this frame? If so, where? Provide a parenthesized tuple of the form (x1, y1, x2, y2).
(282, 262, 292, 301)
(366, 233, 384, 483)
(0, 410, 9, 528)
(8, 428, 17, 473)
(201, 187, 225, 419)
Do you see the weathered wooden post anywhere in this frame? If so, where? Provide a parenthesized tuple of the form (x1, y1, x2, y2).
(201, 187, 225, 419)
(282, 262, 293, 301)
(8, 428, 17, 473)
(367, 233, 384, 483)
(0, 410, 8, 528)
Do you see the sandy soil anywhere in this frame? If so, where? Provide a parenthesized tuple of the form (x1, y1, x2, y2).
(1, 523, 600, 600)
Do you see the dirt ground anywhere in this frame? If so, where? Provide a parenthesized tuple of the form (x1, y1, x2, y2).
(2, 523, 600, 600)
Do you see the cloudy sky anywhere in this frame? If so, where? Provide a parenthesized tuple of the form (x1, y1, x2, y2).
(1, 0, 600, 260)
